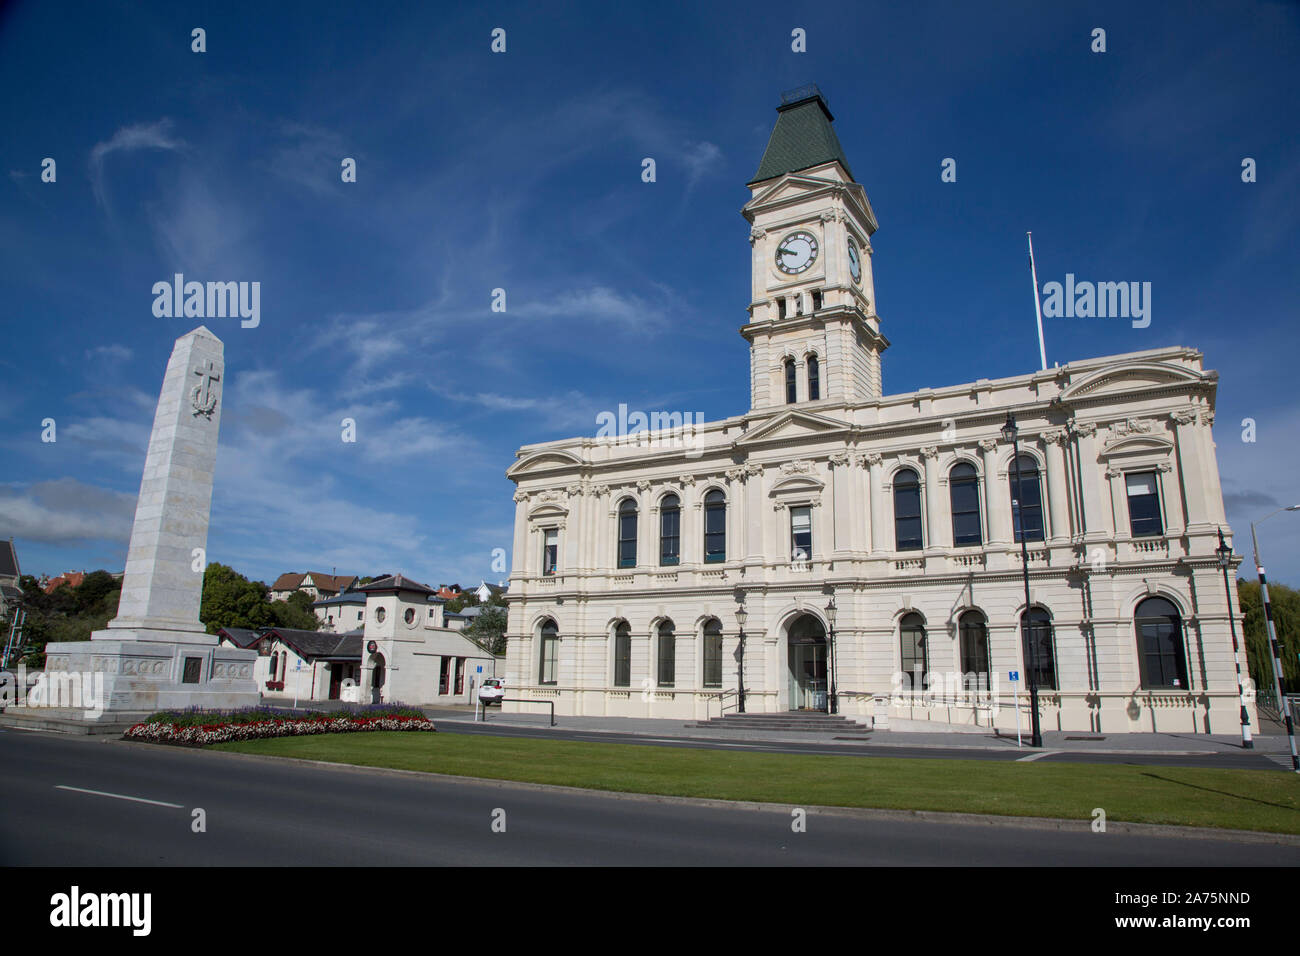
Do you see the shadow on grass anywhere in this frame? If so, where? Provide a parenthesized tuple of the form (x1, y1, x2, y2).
(1140, 772, 1300, 812)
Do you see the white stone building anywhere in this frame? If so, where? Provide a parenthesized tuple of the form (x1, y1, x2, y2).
(501, 86, 1252, 735)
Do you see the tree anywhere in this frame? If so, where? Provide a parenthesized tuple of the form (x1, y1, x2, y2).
(1238, 578, 1300, 693)
(465, 605, 507, 656)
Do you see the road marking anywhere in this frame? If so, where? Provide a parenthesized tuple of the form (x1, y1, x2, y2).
(1015, 750, 1061, 762)
(55, 785, 183, 808)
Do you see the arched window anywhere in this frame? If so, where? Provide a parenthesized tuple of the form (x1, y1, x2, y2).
(269, 652, 279, 683)
(949, 462, 982, 547)
(807, 355, 820, 401)
(1010, 455, 1045, 542)
(617, 498, 637, 568)
(613, 621, 631, 687)
(959, 610, 990, 692)
(1021, 607, 1056, 690)
(899, 613, 927, 690)
(659, 494, 680, 565)
(1135, 597, 1187, 690)
(784, 358, 797, 403)
(702, 618, 723, 688)
(704, 489, 726, 562)
(657, 620, 676, 687)
(894, 468, 923, 551)
(539, 618, 559, 685)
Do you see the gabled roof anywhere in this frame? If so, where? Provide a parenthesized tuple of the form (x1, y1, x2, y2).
(270, 572, 306, 592)
(310, 590, 368, 608)
(44, 571, 84, 594)
(263, 628, 364, 661)
(749, 87, 855, 185)
(216, 627, 264, 649)
(359, 574, 436, 596)
(0, 539, 19, 579)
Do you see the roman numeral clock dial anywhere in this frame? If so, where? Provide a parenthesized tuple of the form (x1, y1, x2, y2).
(775, 230, 818, 274)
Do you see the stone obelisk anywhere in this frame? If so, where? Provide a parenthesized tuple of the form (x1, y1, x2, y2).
(43, 326, 258, 715)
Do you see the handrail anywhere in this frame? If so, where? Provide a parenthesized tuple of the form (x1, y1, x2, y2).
(706, 689, 739, 720)
(489, 697, 556, 727)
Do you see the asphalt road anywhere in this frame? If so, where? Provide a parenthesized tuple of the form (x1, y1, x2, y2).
(438, 717, 1285, 770)
(1, 729, 1296, 866)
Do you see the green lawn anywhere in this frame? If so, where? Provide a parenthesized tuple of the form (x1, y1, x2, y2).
(213, 731, 1300, 834)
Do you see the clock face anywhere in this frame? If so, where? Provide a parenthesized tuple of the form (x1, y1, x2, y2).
(847, 238, 862, 284)
(775, 231, 819, 274)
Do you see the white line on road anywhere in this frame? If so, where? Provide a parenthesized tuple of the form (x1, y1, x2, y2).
(55, 785, 183, 808)
(1015, 751, 1061, 762)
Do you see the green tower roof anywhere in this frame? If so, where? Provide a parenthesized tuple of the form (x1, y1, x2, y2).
(748, 85, 855, 186)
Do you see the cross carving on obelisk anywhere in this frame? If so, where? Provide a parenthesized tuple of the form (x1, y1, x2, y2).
(191, 359, 220, 418)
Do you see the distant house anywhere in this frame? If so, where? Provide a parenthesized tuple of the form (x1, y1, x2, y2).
(44, 571, 85, 595)
(310, 590, 368, 632)
(217, 626, 363, 702)
(268, 572, 359, 603)
(472, 581, 508, 603)
(434, 584, 463, 602)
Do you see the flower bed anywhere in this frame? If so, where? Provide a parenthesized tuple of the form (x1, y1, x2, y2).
(125, 710, 436, 746)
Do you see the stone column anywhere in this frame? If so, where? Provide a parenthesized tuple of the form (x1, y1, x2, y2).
(1070, 420, 1110, 540)
(866, 453, 888, 551)
(1043, 429, 1072, 542)
(1170, 408, 1212, 531)
(980, 439, 1009, 544)
(830, 453, 852, 557)
(921, 446, 946, 549)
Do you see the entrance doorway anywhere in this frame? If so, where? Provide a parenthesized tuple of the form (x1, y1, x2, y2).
(787, 614, 827, 711)
(369, 653, 386, 704)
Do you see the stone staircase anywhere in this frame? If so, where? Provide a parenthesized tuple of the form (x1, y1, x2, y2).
(689, 710, 871, 735)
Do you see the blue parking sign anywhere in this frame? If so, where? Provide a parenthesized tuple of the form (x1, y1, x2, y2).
(1009, 671, 1019, 682)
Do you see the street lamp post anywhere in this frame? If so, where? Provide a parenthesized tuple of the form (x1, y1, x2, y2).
(1251, 506, 1300, 773)
(825, 593, 838, 715)
(735, 602, 747, 714)
(1002, 412, 1042, 748)
(1215, 528, 1253, 749)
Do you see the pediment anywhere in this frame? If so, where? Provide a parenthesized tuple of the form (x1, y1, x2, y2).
(746, 172, 843, 209)
(732, 410, 851, 449)
(1100, 434, 1175, 457)
(506, 449, 583, 479)
(526, 501, 568, 522)
(769, 475, 825, 496)
(1061, 362, 1205, 402)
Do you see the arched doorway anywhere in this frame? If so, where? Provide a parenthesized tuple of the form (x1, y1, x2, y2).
(369, 652, 386, 704)
(787, 613, 827, 711)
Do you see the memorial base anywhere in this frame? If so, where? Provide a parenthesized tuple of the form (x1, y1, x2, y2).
(42, 633, 259, 713)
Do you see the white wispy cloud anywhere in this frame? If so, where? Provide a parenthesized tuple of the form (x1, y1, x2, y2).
(89, 119, 187, 211)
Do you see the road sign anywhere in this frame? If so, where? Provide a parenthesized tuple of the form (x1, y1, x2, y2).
(1009, 671, 1019, 682)
(477, 665, 482, 673)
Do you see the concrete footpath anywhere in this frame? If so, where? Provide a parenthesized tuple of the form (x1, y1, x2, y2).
(415, 703, 1295, 758)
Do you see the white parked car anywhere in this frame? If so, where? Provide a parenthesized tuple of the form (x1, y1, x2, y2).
(478, 678, 505, 706)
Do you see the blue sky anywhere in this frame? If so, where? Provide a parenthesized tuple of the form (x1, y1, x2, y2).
(2, 0, 1298, 588)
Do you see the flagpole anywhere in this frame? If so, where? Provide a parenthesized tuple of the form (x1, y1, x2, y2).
(1027, 232, 1047, 370)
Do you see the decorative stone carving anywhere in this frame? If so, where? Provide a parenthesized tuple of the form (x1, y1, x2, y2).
(1112, 417, 1155, 436)
(781, 459, 813, 475)
(678, 474, 697, 486)
(1068, 419, 1098, 437)
(190, 360, 221, 419)
(725, 467, 746, 483)
(636, 479, 652, 491)
(977, 438, 998, 453)
(1042, 428, 1068, 445)
(819, 210, 836, 223)
(513, 490, 530, 503)
(565, 484, 583, 497)
(828, 451, 849, 468)
(593, 484, 610, 497)
(748, 226, 766, 244)
(920, 445, 938, 459)
(1200, 410, 1215, 427)
(864, 452, 883, 467)
(1170, 408, 1198, 426)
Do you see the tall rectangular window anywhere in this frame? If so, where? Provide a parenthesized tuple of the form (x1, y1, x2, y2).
(454, 658, 465, 694)
(657, 622, 675, 687)
(542, 528, 558, 575)
(703, 621, 723, 688)
(791, 506, 812, 561)
(1126, 472, 1163, 537)
(659, 496, 680, 565)
(539, 621, 559, 684)
(439, 657, 451, 695)
(807, 355, 820, 401)
(613, 623, 631, 687)
(618, 501, 637, 568)
(704, 491, 727, 562)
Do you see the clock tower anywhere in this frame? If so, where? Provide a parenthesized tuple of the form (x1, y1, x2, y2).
(742, 85, 887, 411)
